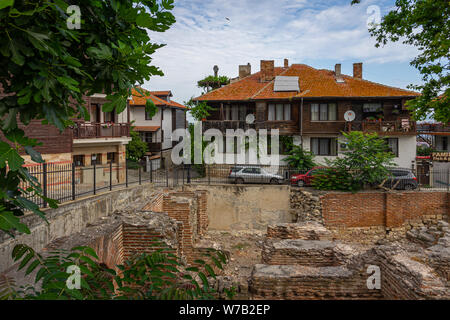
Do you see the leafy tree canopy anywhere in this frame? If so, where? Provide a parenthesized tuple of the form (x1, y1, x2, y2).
(197, 75, 230, 93)
(185, 98, 215, 121)
(126, 123, 148, 162)
(352, 0, 450, 123)
(0, 0, 175, 234)
(284, 145, 316, 172)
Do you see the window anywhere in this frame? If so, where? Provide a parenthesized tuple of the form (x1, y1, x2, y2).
(73, 155, 84, 167)
(310, 138, 337, 156)
(107, 152, 116, 164)
(91, 154, 100, 165)
(225, 105, 231, 120)
(385, 138, 399, 157)
(104, 111, 115, 122)
(311, 103, 337, 121)
(363, 103, 382, 113)
(140, 132, 153, 143)
(239, 105, 247, 120)
(231, 105, 239, 120)
(268, 104, 291, 120)
(442, 136, 448, 151)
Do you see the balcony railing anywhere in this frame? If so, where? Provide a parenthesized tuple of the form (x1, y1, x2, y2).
(202, 120, 299, 134)
(72, 122, 130, 139)
(417, 123, 450, 133)
(147, 142, 162, 153)
(344, 120, 416, 134)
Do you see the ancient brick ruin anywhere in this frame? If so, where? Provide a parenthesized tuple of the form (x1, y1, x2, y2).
(3, 185, 449, 300)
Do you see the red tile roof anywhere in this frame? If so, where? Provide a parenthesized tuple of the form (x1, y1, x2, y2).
(135, 126, 160, 132)
(150, 90, 173, 97)
(129, 88, 167, 106)
(195, 64, 419, 102)
(129, 88, 186, 109)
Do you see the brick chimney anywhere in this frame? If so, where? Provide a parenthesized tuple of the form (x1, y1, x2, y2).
(260, 60, 275, 82)
(239, 63, 251, 79)
(284, 59, 289, 68)
(335, 63, 342, 77)
(353, 62, 363, 79)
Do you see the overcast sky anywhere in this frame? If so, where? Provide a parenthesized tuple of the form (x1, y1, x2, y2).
(145, 0, 422, 109)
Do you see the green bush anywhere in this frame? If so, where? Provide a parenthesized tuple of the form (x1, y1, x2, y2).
(311, 167, 361, 193)
(1, 243, 233, 300)
(284, 145, 316, 172)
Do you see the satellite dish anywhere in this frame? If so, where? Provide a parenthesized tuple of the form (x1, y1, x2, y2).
(246, 114, 255, 124)
(344, 110, 356, 122)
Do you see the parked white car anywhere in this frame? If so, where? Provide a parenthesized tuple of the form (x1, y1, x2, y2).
(228, 166, 284, 184)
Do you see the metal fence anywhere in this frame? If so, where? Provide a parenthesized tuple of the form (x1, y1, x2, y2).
(22, 160, 180, 209)
(21, 162, 450, 209)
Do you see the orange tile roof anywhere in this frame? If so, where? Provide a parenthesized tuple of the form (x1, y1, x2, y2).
(150, 90, 173, 97)
(168, 100, 187, 109)
(129, 88, 167, 106)
(195, 64, 419, 101)
(134, 126, 160, 132)
(129, 88, 186, 109)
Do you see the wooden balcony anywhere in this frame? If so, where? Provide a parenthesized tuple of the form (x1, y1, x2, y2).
(147, 142, 162, 153)
(202, 120, 299, 135)
(417, 123, 450, 135)
(344, 120, 416, 135)
(72, 122, 130, 139)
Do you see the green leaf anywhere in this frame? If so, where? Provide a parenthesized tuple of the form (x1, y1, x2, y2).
(0, 0, 14, 10)
(24, 146, 44, 163)
(0, 211, 30, 234)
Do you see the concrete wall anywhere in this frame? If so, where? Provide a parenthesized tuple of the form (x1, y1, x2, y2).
(184, 184, 293, 231)
(0, 183, 156, 273)
(130, 106, 161, 127)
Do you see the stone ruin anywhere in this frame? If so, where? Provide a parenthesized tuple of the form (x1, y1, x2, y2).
(246, 188, 449, 300)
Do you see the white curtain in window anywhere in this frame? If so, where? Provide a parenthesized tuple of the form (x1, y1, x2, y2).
(225, 105, 231, 120)
(284, 104, 291, 120)
(239, 105, 247, 121)
(319, 138, 329, 155)
(311, 104, 319, 121)
(268, 104, 275, 121)
(320, 104, 328, 121)
(232, 105, 239, 120)
(276, 104, 284, 120)
(328, 103, 337, 120)
(311, 138, 319, 155)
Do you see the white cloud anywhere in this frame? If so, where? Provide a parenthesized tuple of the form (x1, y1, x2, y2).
(145, 0, 419, 107)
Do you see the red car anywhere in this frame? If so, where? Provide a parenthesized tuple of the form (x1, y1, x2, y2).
(290, 167, 327, 187)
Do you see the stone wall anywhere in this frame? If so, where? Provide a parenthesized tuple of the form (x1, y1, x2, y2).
(183, 184, 293, 231)
(290, 189, 323, 223)
(0, 183, 157, 273)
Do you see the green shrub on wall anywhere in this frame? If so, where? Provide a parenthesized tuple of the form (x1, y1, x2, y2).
(0, 243, 234, 300)
(311, 167, 361, 193)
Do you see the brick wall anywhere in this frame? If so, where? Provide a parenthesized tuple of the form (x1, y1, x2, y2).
(322, 191, 449, 229)
(0, 119, 73, 155)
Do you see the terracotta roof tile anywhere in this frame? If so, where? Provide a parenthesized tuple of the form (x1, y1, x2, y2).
(129, 88, 167, 106)
(129, 88, 186, 109)
(135, 126, 160, 132)
(150, 90, 173, 97)
(195, 64, 419, 101)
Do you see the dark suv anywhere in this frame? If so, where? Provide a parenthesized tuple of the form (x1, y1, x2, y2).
(382, 168, 418, 190)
